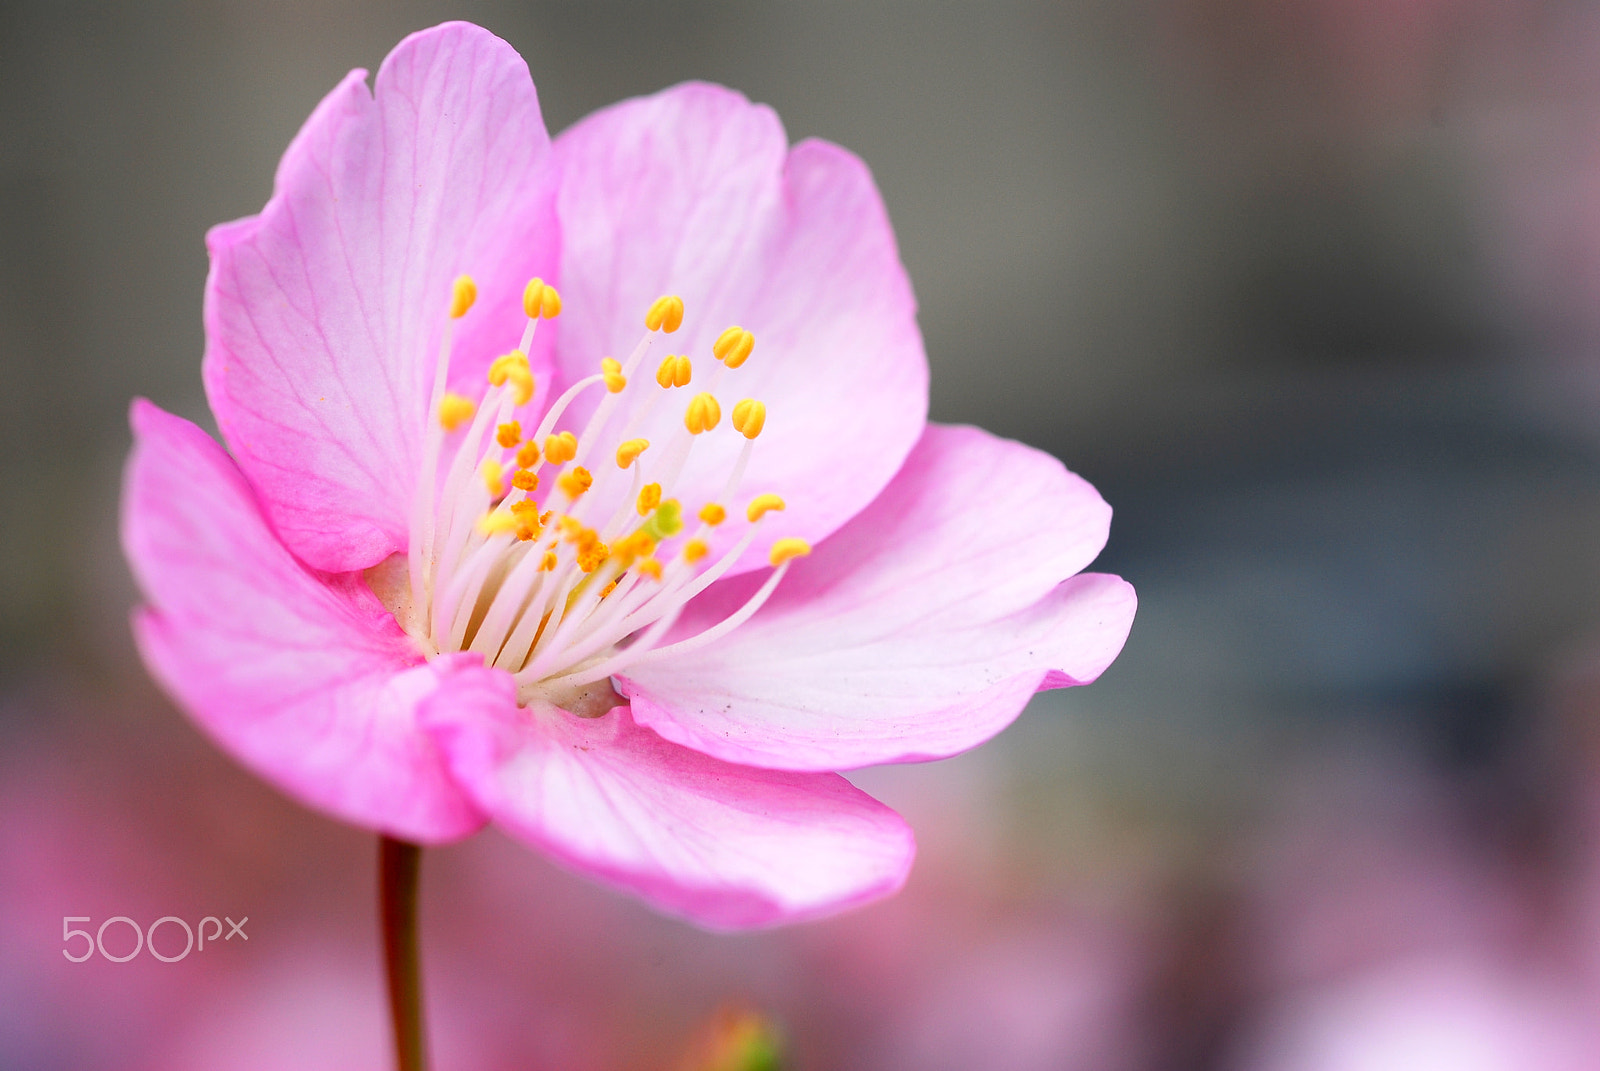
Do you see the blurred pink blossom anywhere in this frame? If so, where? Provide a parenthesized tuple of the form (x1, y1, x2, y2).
(1234, 957, 1600, 1071)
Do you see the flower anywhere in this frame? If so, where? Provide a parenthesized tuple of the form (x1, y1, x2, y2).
(121, 21, 1136, 929)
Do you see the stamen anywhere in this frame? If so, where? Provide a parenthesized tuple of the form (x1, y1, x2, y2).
(576, 540, 610, 574)
(684, 393, 721, 434)
(523, 277, 562, 320)
(450, 276, 477, 319)
(529, 375, 604, 460)
(557, 466, 593, 499)
(769, 537, 811, 566)
(655, 355, 692, 388)
(438, 393, 476, 431)
(623, 560, 791, 667)
(510, 500, 542, 539)
(637, 483, 663, 515)
(731, 399, 766, 439)
(746, 493, 785, 522)
(716, 438, 755, 504)
(477, 535, 567, 666)
(488, 351, 535, 405)
(544, 431, 578, 465)
(616, 438, 649, 468)
(409, 283, 807, 707)
(602, 357, 626, 393)
(476, 511, 519, 537)
(645, 294, 685, 333)
(614, 531, 657, 560)
(537, 522, 781, 690)
(713, 326, 755, 368)
(504, 558, 616, 676)
(481, 459, 506, 497)
(411, 277, 481, 621)
(575, 313, 672, 457)
(433, 380, 521, 595)
(538, 510, 771, 678)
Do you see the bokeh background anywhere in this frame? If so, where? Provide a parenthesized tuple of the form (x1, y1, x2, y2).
(7, 1, 1600, 1068)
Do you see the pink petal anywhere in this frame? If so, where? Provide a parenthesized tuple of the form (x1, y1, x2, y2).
(550, 82, 927, 574)
(122, 400, 485, 842)
(203, 22, 557, 573)
(619, 423, 1137, 771)
(420, 665, 915, 929)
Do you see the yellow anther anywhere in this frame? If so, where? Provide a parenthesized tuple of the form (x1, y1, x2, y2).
(637, 557, 663, 580)
(544, 430, 578, 464)
(616, 438, 650, 469)
(615, 531, 657, 561)
(576, 542, 609, 573)
(655, 354, 692, 389)
(713, 326, 755, 368)
(476, 511, 518, 536)
(645, 294, 685, 333)
(512, 469, 539, 492)
(746, 493, 785, 522)
(539, 551, 558, 571)
(685, 392, 721, 434)
(558, 466, 593, 499)
(510, 499, 542, 540)
(450, 275, 477, 319)
(601, 356, 626, 393)
(488, 351, 525, 385)
(698, 503, 726, 526)
(527, 277, 561, 319)
(637, 482, 662, 515)
(600, 581, 617, 598)
(769, 538, 811, 567)
(438, 393, 475, 431)
(731, 398, 766, 439)
(507, 366, 534, 406)
(683, 539, 709, 564)
(496, 421, 522, 449)
(558, 516, 584, 539)
(488, 350, 535, 405)
(515, 440, 541, 468)
(713, 326, 742, 360)
(481, 459, 506, 497)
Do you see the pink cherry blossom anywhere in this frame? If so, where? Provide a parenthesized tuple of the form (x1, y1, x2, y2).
(120, 21, 1135, 929)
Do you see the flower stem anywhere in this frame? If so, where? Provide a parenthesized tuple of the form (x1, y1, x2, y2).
(380, 836, 429, 1071)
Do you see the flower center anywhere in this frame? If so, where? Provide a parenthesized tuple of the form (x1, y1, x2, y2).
(387, 276, 809, 708)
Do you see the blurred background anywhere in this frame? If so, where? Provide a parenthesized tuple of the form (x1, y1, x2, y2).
(7, 1, 1600, 1067)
